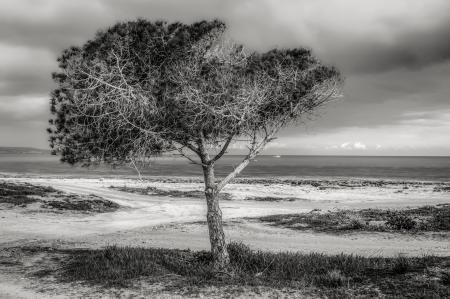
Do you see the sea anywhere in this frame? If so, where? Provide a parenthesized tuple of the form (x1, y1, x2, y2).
(0, 152, 449, 182)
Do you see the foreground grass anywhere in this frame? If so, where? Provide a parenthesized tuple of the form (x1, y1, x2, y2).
(58, 243, 450, 298)
(0, 181, 119, 212)
(256, 204, 450, 233)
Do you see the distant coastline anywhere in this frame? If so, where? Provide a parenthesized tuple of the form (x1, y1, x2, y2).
(0, 146, 449, 157)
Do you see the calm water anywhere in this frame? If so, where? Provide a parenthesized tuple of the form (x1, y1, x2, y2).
(1, 154, 449, 181)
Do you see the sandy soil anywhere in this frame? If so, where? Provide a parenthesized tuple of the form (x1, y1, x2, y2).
(1, 176, 449, 298)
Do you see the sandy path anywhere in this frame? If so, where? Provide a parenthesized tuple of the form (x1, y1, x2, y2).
(1, 177, 449, 255)
(1, 178, 301, 241)
(78, 220, 449, 257)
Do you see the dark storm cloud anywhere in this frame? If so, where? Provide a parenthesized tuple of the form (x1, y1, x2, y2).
(323, 20, 450, 73)
(2, 0, 450, 72)
(1, 0, 449, 96)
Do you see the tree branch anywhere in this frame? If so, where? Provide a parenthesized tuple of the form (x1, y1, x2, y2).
(211, 134, 234, 163)
(215, 131, 274, 193)
(175, 146, 205, 166)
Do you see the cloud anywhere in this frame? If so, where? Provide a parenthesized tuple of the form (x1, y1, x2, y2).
(220, 0, 450, 73)
(265, 142, 287, 149)
(339, 142, 367, 150)
(353, 142, 367, 150)
(0, 95, 50, 148)
(0, 0, 449, 153)
(0, 43, 56, 95)
(1, 0, 449, 73)
(0, 95, 49, 122)
(271, 108, 450, 155)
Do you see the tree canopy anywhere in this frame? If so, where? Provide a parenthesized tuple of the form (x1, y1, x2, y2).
(49, 19, 343, 269)
(49, 19, 342, 171)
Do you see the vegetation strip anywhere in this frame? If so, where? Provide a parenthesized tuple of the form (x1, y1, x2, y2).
(112, 177, 450, 189)
(0, 181, 119, 212)
(255, 205, 450, 233)
(110, 185, 233, 200)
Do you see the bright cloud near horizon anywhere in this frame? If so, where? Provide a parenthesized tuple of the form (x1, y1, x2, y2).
(0, 0, 449, 155)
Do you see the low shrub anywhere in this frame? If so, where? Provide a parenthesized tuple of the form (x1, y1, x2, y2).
(0, 182, 57, 206)
(386, 214, 416, 230)
(257, 205, 450, 233)
(44, 196, 119, 213)
(345, 219, 366, 230)
(433, 186, 450, 192)
(441, 271, 450, 286)
(0, 182, 57, 197)
(432, 210, 450, 230)
(0, 195, 39, 206)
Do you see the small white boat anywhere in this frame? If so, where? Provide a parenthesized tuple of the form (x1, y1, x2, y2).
(273, 155, 281, 158)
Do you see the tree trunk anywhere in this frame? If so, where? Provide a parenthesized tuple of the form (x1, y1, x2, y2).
(203, 164, 230, 270)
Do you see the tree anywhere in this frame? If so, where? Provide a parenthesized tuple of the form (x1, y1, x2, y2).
(48, 19, 343, 269)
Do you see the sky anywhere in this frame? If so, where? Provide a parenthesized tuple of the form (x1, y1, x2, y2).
(0, 0, 449, 156)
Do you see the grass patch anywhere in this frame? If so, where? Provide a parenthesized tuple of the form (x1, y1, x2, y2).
(0, 182, 57, 197)
(0, 182, 57, 206)
(43, 194, 119, 213)
(386, 213, 417, 230)
(61, 246, 215, 287)
(0, 194, 40, 206)
(57, 243, 450, 297)
(434, 186, 450, 192)
(111, 186, 233, 200)
(432, 209, 450, 230)
(0, 181, 119, 212)
(244, 196, 300, 202)
(256, 204, 450, 233)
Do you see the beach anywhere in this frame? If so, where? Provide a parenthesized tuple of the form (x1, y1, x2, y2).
(1, 175, 449, 249)
(1, 172, 449, 298)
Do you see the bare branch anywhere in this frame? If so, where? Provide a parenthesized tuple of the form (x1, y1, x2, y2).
(210, 134, 234, 163)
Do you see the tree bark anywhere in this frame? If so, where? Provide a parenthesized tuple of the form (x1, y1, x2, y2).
(202, 164, 230, 270)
